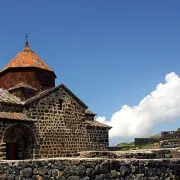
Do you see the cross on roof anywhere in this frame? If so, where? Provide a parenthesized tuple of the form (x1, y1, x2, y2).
(25, 33, 28, 42)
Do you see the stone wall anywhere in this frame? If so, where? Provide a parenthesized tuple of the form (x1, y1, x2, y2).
(134, 138, 159, 147)
(87, 126, 109, 151)
(160, 139, 180, 148)
(0, 158, 180, 179)
(134, 130, 180, 148)
(161, 131, 180, 140)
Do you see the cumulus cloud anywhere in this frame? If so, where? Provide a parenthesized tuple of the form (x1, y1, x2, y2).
(96, 72, 180, 139)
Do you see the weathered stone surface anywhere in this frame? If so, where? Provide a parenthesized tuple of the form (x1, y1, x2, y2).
(0, 158, 180, 179)
(74, 164, 86, 176)
(67, 176, 80, 180)
(110, 170, 117, 178)
(52, 169, 63, 179)
(7, 174, 16, 180)
(86, 168, 95, 177)
(37, 167, 48, 175)
(100, 161, 109, 173)
(32, 175, 43, 180)
(120, 165, 129, 176)
(21, 167, 32, 178)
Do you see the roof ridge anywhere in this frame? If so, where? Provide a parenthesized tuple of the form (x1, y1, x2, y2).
(25, 83, 88, 108)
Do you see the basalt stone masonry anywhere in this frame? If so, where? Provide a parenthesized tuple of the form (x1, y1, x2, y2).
(0, 158, 180, 179)
(134, 129, 180, 149)
(0, 40, 111, 160)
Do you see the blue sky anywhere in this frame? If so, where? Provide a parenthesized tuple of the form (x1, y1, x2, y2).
(1, 1, 180, 144)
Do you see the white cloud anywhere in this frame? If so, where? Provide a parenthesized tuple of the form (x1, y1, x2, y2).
(96, 72, 180, 140)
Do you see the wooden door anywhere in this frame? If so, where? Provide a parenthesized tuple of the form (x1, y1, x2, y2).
(6, 143, 16, 160)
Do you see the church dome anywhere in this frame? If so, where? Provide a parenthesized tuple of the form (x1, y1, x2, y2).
(0, 39, 56, 93)
(2, 41, 53, 72)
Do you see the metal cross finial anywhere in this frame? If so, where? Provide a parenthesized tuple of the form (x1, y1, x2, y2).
(25, 33, 28, 42)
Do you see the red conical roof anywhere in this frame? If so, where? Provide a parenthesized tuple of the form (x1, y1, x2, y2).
(2, 41, 53, 72)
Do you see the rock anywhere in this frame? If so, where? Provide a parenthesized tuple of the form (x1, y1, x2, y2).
(33, 168, 38, 174)
(7, 174, 15, 180)
(15, 175, 23, 180)
(42, 175, 51, 180)
(31, 175, 43, 180)
(95, 174, 106, 180)
(147, 168, 153, 176)
(134, 174, 145, 180)
(110, 160, 120, 170)
(21, 167, 32, 178)
(56, 164, 65, 171)
(138, 163, 145, 173)
(100, 161, 109, 173)
(120, 165, 128, 176)
(174, 164, 180, 172)
(47, 168, 52, 176)
(63, 166, 73, 177)
(52, 169, 59, 177)
(81, 177, 90, 180)
(86, 168, 95, 177)
(0, 165, 5, 173)
(71, 160, 81, 165)
(111, 170, 117, 178)
(95, 164, 100, 173)
(132, 166, 138, 173)
(38, 167, 48, 175)
(59, 177, 66, 180)
(74, 164, 86, 176)
(30, 163, 37, 169)
(52, 169, 62, 178)
(67, 176, 80, 180)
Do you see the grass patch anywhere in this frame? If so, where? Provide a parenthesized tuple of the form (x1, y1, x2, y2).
(117, 142, 135, 147)
(136, 142, 160, 149)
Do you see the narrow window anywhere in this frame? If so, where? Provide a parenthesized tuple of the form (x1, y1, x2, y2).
(58, 99, 63, 110)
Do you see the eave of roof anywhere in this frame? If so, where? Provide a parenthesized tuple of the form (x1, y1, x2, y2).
(0, 112, 35, 122)
(86, 120, 112, 129)
(0, 89, 24, 105)
(85, 109, 97, 116)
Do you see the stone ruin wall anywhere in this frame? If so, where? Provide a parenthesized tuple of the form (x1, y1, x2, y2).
(134, 138, 160, 147)
(135, 130, 180, 148)
(25, 87, 109, 158)
(0, 158, 180, 179)
(161, 130, 180, 140)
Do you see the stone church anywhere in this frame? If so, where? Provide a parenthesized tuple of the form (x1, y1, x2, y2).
(0, 40, 111, 160)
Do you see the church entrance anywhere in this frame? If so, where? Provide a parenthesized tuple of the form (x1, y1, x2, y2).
(6, 143, 16, 160)
(4, 124, 36, 160)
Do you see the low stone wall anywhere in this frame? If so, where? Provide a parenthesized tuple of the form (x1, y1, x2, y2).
(134, 138, 159, 147)
(0, 158, 180, 179)
(79, 149, 180, 159)
(161, 131, 180, 140)
(160, 139, 180, 148)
